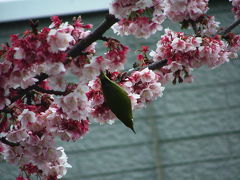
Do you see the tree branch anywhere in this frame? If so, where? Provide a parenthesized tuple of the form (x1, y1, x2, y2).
(0, 73, 49, 113)
(0, 137, 20, 147)
(148, 59, 168, 70)
(67, 14, 119, 58)
(12, 73, 49, 102)
(221, 18, 240, 35)
(1, 14, 118, 113)
(122, 59, 168, 80)
(0, 15, 168, 148)
(34, 86, 70, 96)
(1, 14, 166, 113)
(190, 20, 199, 35)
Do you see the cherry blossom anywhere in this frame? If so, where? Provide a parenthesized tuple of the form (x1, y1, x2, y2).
(109, 0, 153, 19)
(18, 109, 37, 128)
(47, 29, 74, 53)
(122, 68, 165, 109)
(3, 134, 71, 179)
(150, 29, 237, 83)
(110, 0, 166, 38)
(104, 39, 129, 71)
(164, 0, 209, 22)
(6, 129, 29, 143)
(230, 0, 240, 19)
(225, 33, 240, 57)
(198, 15, 220, 36)
(0, 1, 239, 180)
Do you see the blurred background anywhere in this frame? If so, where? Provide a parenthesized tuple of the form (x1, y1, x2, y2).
(0, 0, 240, 179)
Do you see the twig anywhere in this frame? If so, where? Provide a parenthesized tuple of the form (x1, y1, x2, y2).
(148, 59, 168, 70)
(67, 14, 118, 58)
(29, 20, 39, 35)
(0, 137, 20, 147)
(122, 59, 168, 80)
(10, 73, 48, 102)
(34, 86, 70, 96)
(0, 73, 49, 113)
(190, 20, 199, 35)
(221, 18, 240, 35)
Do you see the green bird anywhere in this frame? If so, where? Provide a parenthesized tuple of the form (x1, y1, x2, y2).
(99, 71, 135, 133)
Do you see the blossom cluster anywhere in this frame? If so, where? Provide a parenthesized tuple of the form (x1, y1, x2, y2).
(0, 16, 94, 109)
(104, 39, 129, 71)
(163, 0, 209, 22)
(197, 15, 220, 36)
(0, 16, 94, 179)
(230, 0, 240, 19)
(3, 135, 71, 179)
(110, 0, 212, 38)
(110, 0, 165, 38)
(0, 15, 166, 179)
(122, 68, 165, 109)
(150, 29, 239, 83)
(225, 32, 240, 54)
(0, 88, 89, 179)
(0, 0, 239, 180)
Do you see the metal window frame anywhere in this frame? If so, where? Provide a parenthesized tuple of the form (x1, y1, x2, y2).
(0, 0, 111, 23)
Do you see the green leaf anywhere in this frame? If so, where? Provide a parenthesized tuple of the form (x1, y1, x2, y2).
(99, 71, 135, 133)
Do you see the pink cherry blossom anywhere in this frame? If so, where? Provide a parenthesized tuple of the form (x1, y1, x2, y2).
(150, 29, 238, 84)
(122, 68, 165, 108)
(6, 129, 29, 143)
(3, 134, 72, 179)
(0, 3, 239, 179)
(109, 0, 152, 19)
(230, 0, 240, 19)
(164, 0, 209, 22)
(0, 142, 4, 154)
(18, 109, 37, 128)
(47, 29, 74, 53)
(55, 85, 91, 121)
(200, 15, 220, 36)
(225, 33, 240, 57)
(104, 39, 129, 71)
(110, 0, 166, 38)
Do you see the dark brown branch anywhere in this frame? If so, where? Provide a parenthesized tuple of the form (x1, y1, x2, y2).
(34, 86, 70, 96)
(0, 137, 20, 146)
(67, 14, 118, 58)
(0, 73, 49, 113)
(148, 59, 168, 70)
(122, 59, 168, 79)
(29, 20, 39, 35)
(10, 73, 49, 102)
(189, 20, 199, 35)
(221, 18, 240, 35)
